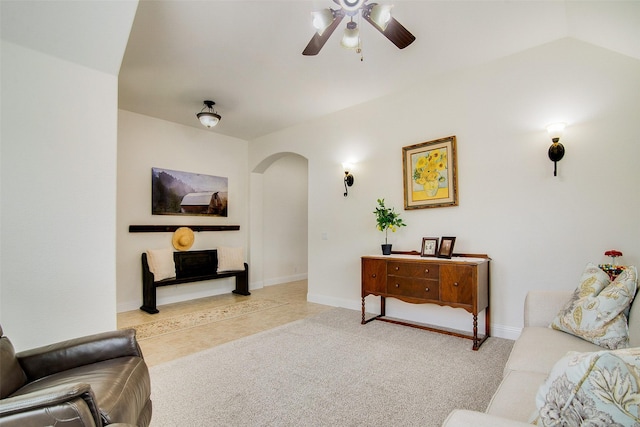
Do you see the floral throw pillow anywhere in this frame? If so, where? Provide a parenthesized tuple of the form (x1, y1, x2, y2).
(550, 263, 637, 350)
(532, 348, 640, 426)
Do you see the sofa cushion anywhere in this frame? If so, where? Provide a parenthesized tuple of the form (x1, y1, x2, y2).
(505, 326, 602, 376)
(532, 347, 640, 426)
(549, 263, 637, 350)
(10, 356, 150, 425)
(486, 369, 547, 422)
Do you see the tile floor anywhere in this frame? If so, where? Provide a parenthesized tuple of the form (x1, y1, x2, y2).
(117, 280, 331, 366)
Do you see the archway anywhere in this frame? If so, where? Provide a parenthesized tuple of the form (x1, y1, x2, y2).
(250, 152, 309, 289)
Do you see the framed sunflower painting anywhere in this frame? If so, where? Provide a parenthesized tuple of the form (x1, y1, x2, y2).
(402, 136, 458, 209)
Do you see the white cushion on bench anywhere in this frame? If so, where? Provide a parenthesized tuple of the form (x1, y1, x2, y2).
(146, 248, 176, 281)
(217, 246, 244, 272)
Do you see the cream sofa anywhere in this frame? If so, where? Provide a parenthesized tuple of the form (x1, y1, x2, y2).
(442, 288, 640, 426)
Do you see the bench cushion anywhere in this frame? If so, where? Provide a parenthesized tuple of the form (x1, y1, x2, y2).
(146, 248, 176, 281)
(217, 246, 244, 272)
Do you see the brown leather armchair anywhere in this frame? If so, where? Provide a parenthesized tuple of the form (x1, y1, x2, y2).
(0, 324, 151, 427)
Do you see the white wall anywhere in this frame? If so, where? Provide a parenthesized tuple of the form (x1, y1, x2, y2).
(261, 154, 308, 286)
(116, 110, 249, 312)
(1, 41, 120, 350)
(250, 38, 640, 339)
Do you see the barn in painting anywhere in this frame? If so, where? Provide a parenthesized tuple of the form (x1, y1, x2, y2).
(180, 191, 227, 216)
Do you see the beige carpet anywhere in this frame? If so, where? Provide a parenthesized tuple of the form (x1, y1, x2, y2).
(149, 307, 514, 426)
(129, 299, 287, 340)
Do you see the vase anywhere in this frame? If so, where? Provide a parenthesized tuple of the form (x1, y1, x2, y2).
(424, 180, 439, 197)
(381, 244, 392, 255)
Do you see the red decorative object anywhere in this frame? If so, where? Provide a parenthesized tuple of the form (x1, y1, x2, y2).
(600, 250, 625, 280)
(604, 250, 623, 257)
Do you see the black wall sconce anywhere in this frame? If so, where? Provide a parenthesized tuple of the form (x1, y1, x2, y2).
(546, 122, 566, 177)
(342, 163, 354, 197)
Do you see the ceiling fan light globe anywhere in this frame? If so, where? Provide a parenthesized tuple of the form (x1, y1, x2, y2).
(312, 9, 334, 35)
(341, 26, 360, 49)
(197, 112, 221, 128)
(370, 4, 393, 30)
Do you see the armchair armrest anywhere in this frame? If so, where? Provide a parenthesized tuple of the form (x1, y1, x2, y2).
(0, 383, 101, 427)
(442, 410, 533, 427)
(17, 329, 143, 381)
(524, 290, 572, 327)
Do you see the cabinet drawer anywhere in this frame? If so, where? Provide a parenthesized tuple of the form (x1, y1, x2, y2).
(387, 262, 439, 279)
(387, 277, 439, 300)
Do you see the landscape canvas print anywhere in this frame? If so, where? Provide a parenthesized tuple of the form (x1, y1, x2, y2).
(152, 167, 228, 217)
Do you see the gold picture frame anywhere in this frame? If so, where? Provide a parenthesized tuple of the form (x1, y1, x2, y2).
(402, 136, 458, 209)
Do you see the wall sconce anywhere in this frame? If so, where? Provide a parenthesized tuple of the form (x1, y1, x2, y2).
(546, 122, 566, 176)
(196, 100, 221, 128)
(342, 163, 354, 197)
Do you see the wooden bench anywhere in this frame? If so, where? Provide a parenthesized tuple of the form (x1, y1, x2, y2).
(140, 249, 250, 314)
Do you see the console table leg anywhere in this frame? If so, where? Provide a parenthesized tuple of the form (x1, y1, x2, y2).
(472, 314, 479, 350)
(485, 306, 491, 338)
(361, 297, 366, 324)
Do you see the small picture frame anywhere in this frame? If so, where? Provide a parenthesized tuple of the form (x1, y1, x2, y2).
(437, 236, 456, 258)
(421, 237, 439, 257)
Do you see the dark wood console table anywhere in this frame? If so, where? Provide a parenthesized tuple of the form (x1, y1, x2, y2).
(361, 254, 490, 350)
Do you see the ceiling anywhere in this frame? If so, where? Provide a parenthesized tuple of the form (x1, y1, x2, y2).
(3, 1, 640, 141)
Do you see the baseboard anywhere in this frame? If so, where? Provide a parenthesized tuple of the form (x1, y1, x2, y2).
(491, 324, 521, 340)
(118, 300, 143, 313)
(307, 293, 521, 341)
(307, 293, 355, 309)
(117, 280, 234, 313)
(118, 276, 309, 312)
(263, 273, 308, 287)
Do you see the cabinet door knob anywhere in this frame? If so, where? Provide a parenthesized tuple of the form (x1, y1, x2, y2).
(395, 266, 399, 271)
(454, 282, 459, 287)
(395, 283, 400, 288)
(372, 274, 376, 278)
(425, 269, 429, 273)
(425, 287, 430, 292)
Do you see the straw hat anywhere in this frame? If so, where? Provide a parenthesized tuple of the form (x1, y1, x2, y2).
(172, 227, 194, 251)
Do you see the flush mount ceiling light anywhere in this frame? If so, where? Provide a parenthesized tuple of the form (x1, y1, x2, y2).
(196, 100, 221, 128)
(302, 0, 415, 56)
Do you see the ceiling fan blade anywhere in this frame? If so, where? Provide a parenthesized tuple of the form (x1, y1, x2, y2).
(302, 12, 344, 55)
(364, 15, 416, 49)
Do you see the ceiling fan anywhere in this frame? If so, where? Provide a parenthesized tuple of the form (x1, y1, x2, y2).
(302, 0, 416, 56)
